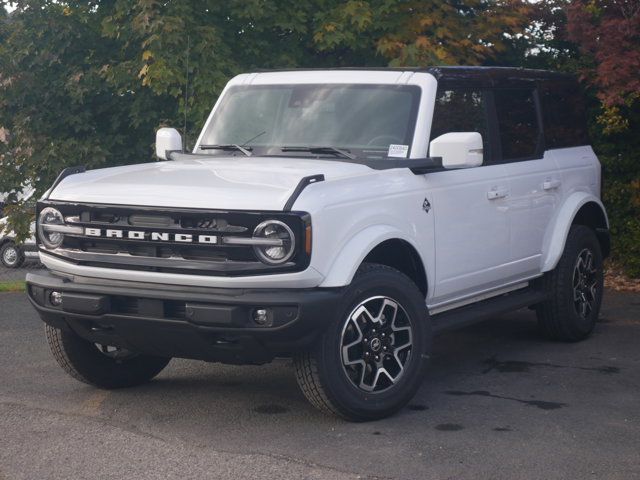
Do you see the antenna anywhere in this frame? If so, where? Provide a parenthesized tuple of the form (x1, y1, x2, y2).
(183, 35, 190, 152)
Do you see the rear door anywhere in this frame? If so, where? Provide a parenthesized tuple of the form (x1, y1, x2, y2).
(493, 87, 561, 278)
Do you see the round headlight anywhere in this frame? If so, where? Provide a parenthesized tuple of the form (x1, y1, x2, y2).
(38, 207, 65, 249)
(253, 220, 295, 265)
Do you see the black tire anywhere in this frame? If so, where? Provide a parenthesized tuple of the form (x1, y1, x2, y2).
(294, 263, 431, 421)
(1, 241, 25, 268)
(45, 324, 170, 389)
(536, 225, 604, 342)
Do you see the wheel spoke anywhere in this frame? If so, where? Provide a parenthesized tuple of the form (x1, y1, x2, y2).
(342, 317, 365, 369)
(378, 299, 398, 325)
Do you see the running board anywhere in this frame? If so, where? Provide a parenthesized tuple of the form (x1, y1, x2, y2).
(431, 288, 548, 334)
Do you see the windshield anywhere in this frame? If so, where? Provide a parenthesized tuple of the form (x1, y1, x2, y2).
(198, 84, 420, 159)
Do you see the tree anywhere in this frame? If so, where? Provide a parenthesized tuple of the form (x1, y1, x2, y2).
(312, 0, 532, 66)
(563, 0, 640, 276)
(0, 1, 175, 238)
(567, 0, 640, 133)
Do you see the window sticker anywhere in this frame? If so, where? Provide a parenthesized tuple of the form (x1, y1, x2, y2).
(387, 144, 409, 158)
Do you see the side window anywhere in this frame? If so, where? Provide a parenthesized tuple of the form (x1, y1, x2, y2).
(494, 88, 541, 161)
(430, 88, 490, 159)
(542, 86, 589, 148)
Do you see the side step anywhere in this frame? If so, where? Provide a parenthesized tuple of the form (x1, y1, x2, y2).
(431, 288, 549, 335)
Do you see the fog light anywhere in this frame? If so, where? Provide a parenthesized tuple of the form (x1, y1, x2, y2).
(50, 291, 63, 306)
(253, 308, 272, 326)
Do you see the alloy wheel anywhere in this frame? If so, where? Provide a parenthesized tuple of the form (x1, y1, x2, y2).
(572, 248, 599, 319)
(2, 246, 18, 266)
(340, 296, 413, 393)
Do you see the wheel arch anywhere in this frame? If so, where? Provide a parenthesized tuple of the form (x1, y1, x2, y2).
(318, 226, 428, 296)
(0, 236, 16, 248)
(541, 193, 609, 272)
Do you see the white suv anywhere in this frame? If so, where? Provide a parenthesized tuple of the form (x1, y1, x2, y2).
(27, 67, 609, 421)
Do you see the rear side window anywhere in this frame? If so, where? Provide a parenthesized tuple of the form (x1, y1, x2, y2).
(541, 86, 589, 148)
(494, 89, 541, 161)
(430, 88, 489, 158)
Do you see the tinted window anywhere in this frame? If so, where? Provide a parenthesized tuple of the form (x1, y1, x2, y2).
(494, 89, 541, 161)
(430, 88, 489, 158)
(542, 85, 589, 148)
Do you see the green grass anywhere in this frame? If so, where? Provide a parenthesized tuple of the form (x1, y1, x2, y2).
(0, 281, 26, 293)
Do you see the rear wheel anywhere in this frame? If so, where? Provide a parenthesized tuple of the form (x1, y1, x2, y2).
(45, 324, 170, 389)
(536, 225, 604, 341)
(294, 263, 430, 421)
(1, 242, 25, 268)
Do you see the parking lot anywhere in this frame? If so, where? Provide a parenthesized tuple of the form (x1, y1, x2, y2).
(0, 279, 638, 479)
(0, 260, 43, 283)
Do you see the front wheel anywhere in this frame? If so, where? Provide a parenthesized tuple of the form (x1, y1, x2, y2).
(294, 263, 431, 421)
(45, 325, 170, 389)
(536, 225, 604, 342)
(1, 242, 25, 268)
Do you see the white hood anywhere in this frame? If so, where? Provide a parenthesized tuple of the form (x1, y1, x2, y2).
(48, 156, 372, 210)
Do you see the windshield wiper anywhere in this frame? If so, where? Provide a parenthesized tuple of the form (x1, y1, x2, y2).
(281, 146, 355, 160)
(199, 144, 252, 157)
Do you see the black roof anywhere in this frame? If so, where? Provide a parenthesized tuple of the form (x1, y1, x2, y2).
(259, 66, 576, 87)
(425, 66, 574, 85)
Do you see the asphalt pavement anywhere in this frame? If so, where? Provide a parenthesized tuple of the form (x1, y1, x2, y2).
(0, 289, 638, 480)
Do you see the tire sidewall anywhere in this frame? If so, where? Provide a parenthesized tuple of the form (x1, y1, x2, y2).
(50, 325, 170, 389)
(316, 266, 431, 419)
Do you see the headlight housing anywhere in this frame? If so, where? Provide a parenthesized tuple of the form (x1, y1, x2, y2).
(37, 207, 66, 249)
(252, 220, 295, 265)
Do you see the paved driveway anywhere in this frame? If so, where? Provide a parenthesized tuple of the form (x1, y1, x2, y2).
(0, 290, 638, 479)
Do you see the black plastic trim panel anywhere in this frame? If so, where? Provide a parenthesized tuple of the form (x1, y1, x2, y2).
(284, 174, 325, 212)
(26, 271, 343, 364)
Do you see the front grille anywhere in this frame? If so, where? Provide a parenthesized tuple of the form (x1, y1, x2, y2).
(37, 201, 310, 276)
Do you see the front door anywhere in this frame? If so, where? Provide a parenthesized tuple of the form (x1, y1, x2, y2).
(426, 165, 512, 305)
(425, 86, 513, 306)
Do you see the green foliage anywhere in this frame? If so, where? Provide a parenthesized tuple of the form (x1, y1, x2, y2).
(596, 107, 640, 277)
(313, 0, 532, 66)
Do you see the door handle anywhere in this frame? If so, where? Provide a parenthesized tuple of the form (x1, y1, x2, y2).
(487, 187, 509, 200)
(542, 178, 561, 190)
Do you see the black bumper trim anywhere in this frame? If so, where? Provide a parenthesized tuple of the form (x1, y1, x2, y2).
(26, 271, 343, 364)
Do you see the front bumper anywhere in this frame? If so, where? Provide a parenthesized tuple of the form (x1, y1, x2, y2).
(26, 271, 343, 365)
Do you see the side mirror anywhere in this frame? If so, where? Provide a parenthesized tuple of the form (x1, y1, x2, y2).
(155, 127, 183, 160)
(429, 132, 483, 169)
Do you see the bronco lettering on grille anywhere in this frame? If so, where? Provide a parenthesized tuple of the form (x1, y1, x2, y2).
(84, 228, 218, 244)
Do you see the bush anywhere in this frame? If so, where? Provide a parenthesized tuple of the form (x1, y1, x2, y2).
(597, 105, 640, 278)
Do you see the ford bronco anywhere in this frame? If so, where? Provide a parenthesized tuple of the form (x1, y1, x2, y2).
(26, 67, 609, 421)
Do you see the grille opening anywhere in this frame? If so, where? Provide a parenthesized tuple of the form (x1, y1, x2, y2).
(110, 296, 188, 320)
(90, 212, 120, 224)
(112, 296, 139, 315)
(128, 214, 172, 227)
(164, 301, 187, 319)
